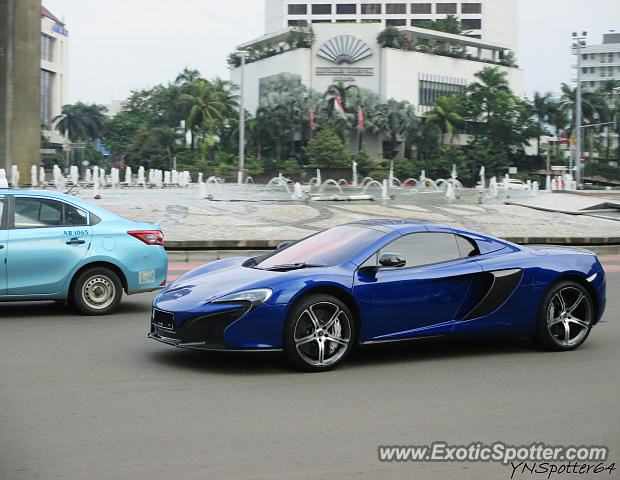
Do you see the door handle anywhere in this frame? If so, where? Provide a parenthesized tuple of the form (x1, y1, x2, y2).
(66, 238, 86, 245)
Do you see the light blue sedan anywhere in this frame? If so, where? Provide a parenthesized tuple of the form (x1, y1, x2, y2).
(0, 190, 168, 315)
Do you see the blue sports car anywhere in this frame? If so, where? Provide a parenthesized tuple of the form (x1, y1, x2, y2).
(0, 190, 167, 315)
(149, 220, 606, 371)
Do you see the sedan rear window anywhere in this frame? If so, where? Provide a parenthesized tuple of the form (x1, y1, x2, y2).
(256, 225, 385, 269)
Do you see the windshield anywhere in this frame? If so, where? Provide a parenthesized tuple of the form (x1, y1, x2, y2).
(256, 225, 386, 269)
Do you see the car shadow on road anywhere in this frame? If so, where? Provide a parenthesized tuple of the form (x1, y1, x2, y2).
(145, 336, 541, 376)
(0, 301, 71, 319)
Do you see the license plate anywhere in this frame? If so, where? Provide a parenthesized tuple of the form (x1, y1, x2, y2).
(152, 309, 174, 330)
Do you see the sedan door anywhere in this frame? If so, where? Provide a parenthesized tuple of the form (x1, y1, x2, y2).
(0, 195, 7, 295)
(6, 196, 92, 295)
(354, 232, 482, 342)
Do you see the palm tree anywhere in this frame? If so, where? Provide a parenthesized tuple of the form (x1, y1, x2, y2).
(54, 102, 107, 142)
(531, 91, 553, 156)
(325, 82, 359, 118)
(377, 99, 417, 160)
(425, 95, 464, 145)
(474, 67, 510, 92)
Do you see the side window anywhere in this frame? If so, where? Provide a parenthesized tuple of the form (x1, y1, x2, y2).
(456, 235, 480, 258)
(13, 198, 89, 228)
(363, 232, 462, 268)
(14, 198, 63, 228)
(65, 203, 88, 226)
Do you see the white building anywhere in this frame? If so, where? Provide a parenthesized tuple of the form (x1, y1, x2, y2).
(41, 6, 69, 146)
(265, 0, 518, 54)
(232, 22, 523, 157)
(579, 32, 620, 91)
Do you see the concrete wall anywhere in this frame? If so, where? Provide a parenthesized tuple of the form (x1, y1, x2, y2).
(381, 47, 524, 107)
(0, 0, 41, 180)
(231, 48, 312, 115)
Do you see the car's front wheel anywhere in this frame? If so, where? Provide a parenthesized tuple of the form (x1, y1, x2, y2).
(534, 280, 594, 351)
(284, 294, 356, 372)
(72, 267, 123, 315)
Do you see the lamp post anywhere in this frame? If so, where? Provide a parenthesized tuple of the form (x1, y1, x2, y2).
(572, 31, 587, 186)
(236, 50, 248, 185)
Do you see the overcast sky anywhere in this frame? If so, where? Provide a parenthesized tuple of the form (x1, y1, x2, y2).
(42, 0, 620, 105)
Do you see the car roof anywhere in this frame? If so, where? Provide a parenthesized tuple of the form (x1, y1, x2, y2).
(0, 189, 122, 220)
(347, 219, 446, 232)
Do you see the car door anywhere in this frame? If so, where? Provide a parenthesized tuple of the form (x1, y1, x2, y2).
(6, 195, 92, 295)
(353, 231, 482, 342)
(0, 195, 7, 295)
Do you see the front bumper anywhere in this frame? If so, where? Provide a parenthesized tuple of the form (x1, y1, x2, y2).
(148, 307, 282, 352)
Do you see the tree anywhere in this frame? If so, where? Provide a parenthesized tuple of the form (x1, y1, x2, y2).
(377, 99, 418, 160)
(461, 67, 538, 174)
(54, 102, 107, 142)
(425, 95, 464, 144)
(531, 91, 553, 156)
(304, 126, 350, 168)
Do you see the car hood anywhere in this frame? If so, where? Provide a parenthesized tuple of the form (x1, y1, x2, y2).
(154, 257, 290, 313)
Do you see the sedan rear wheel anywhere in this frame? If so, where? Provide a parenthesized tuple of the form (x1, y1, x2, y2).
(72, 267, 123, 315)
(284, 294, 355, 372)
(534, 281, 593, 351)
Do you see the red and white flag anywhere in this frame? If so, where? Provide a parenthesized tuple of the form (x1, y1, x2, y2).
(358, 106, 364, 131)
(309, 107, 315, 131)
(334, 94, 346, 118)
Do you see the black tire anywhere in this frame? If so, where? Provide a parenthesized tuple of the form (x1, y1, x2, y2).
(71, 267, 123, 315)
(283, 294, 356, 372)
(533, 280, 594, 351)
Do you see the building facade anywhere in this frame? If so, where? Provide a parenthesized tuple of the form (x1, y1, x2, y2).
(579, 32, 620, 92)
(232, 21, 523, 158)
(41, 6, 69, 146)
(265, 0, 518, 53)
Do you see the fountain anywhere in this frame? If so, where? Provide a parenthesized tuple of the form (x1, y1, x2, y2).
(291, 182, 304, 200)
(479, 166, 486, 189)
(93, 166, 100, 197)
(70, 165, 79, 185)
(171, 170, 179, 185)
(319, 179, 344, 194)
(10, 165, 19, 187)
(381, 179, 389, 199)
(446, 182, 455, 199)
(0, 169, 8, 188)
(532, 181, 539, 196)
(488, 176, 498, 198)
(352, 161, 358, 186)
(164, 171, 171, 186)
(402, 178, 419, 187)
(110, 168, 120, 187)
(85, 168, 92, 185)
(39, 167, 46, 186)
(388, 160, 394, 187)
(266, 176, 291, 194)
(31, 165, 37, 187)
(52, 165, 63, 189)
(125, 166, 132, 186)
(137, 166, 146, 187)
(502, 174, 510, 191)
(197, 172, 203, 184)
(545, 175, 551, 193)
(245, 177, 254, 184)
(361, 180, 383, 194)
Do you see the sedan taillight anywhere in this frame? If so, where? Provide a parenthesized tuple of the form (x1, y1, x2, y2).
(128, 230, 164, 246)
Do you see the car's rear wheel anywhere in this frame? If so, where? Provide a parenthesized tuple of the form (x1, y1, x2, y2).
(72, 267, 123, 315)
(284, 294, 356, 372)
(534, 280, 593, 351)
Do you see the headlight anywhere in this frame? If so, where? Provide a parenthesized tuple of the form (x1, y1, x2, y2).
(212, 288, 273, 308)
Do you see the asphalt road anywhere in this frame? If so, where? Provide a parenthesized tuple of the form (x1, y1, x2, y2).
(1, 271, 619, 480)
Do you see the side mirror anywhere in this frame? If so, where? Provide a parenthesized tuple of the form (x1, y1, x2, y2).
(379, 252, 406, 268)
(276, 241, 294, 250)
